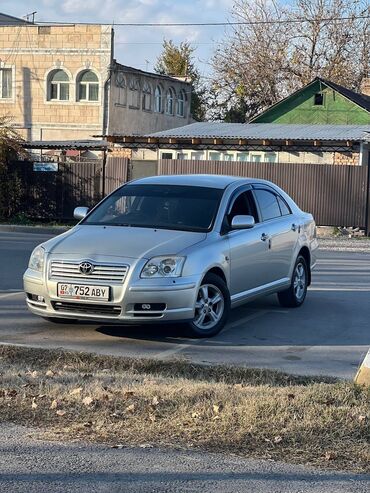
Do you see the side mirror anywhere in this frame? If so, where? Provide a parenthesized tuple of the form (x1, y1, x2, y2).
(74, 206, 89, 220)
(231, 215, 255, 230)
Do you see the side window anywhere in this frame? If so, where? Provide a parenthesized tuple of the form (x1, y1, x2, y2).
(253, 189, 282, 221)
(227, 191, 259, 223)
(277, 195, 291, 216)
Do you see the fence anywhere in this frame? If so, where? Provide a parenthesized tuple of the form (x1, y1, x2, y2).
(8, 157, 129, 221)
(158, 159, 370, 229)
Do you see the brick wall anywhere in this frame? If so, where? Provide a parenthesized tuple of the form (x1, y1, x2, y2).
(333, 151, 360, 165)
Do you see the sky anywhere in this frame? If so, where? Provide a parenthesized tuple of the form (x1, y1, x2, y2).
(2, 0, 235, 77)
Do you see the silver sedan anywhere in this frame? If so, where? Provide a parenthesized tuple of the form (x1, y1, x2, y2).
(24, 174, 318, 337)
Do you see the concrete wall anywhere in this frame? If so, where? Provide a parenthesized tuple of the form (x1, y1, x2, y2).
(108, 65, 192, 135)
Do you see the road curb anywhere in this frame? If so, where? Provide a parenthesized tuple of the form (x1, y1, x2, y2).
(354, 349, 370, 386)
(0, 224, 70, 235)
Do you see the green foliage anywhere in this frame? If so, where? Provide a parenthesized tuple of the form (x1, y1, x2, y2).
(154, 40, 206, 121)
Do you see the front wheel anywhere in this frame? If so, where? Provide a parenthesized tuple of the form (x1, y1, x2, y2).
(187, 273, 230, 338)
(277, 255, 308, 308)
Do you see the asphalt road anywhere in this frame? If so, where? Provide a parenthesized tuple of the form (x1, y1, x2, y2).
(1, 230, 370, 378)
(0, 424, 368, 493)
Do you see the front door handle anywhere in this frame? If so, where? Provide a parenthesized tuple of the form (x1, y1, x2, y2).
(261, 233, 269, 242)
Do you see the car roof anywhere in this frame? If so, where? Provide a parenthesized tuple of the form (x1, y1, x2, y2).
(130, 174, 248, 189)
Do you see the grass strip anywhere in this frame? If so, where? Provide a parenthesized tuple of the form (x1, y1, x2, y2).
(0, 345, 369, 473)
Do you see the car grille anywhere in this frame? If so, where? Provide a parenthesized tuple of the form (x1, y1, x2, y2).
(52, 301, 121, 316)
(50, 261, 129, 282)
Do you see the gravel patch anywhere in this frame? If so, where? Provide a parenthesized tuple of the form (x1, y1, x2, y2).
(319, 238, 370, 253)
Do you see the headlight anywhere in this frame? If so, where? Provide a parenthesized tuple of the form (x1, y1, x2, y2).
(28, 246, 45, 272)
(141, 256, 185, 278)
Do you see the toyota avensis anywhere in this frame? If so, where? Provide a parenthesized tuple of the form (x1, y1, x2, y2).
(24, 175, 318, 337)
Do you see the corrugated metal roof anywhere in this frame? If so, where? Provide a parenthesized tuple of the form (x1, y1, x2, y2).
(23, 140, 108, 150)
(147, 123, 370, 142)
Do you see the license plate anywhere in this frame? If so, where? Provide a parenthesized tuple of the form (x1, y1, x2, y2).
(57, 283, 110, 301)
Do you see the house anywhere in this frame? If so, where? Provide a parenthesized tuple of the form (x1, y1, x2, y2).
(251, 77, 370, 125)
(107, 77, 370, 166)
(0, 13, 192, 143)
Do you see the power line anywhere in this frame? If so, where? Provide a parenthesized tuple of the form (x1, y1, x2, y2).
(35, 14, 370, 28)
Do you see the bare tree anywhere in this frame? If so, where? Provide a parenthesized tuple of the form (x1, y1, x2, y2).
(209, 0, 369, 121)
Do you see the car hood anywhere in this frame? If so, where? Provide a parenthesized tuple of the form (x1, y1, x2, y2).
(43, 225, 207, 259)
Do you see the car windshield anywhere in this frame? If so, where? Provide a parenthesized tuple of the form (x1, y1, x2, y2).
(83, 184, 223, 232)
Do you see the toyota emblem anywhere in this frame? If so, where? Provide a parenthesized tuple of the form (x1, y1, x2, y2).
(79, 261, 94, 275)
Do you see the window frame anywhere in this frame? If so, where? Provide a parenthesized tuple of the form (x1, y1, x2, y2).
(129, 78, 140, 108)
(165, 87, 175, 115)
(176, 89, 185, 117)
(0, 67, 13, 99)
(251, 185, 292, 222)
(154, 85, 162, 113)
(77, 70, 99, 102)
(142, 81, 152, 111)
(47, 69, 70, 102)
(222, 185, 258, 234)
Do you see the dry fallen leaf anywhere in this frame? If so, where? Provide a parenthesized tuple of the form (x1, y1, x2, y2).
(124, 391, 135, 398)
(56, 410, 66, 416)
(325, 451, 335, 461)
(139, 443, 153, 449)
(50, 399, 58, 410)
(358, 415, 366, 422)
(69, 387, 83, 396)
(30, 371, 38, 379)
(111, 444, 126, 449)
(191, 412, 199, 418)
(31, 398, 37, 409)
(82, 396, 93, 406)
(152, 396, 159, 406)
(45, 370, 54, 377)
(149, 413, 156, 422)
(213, 404, 223, 414)
(126, 404, 135, 413)
(274, 436, 283, 444)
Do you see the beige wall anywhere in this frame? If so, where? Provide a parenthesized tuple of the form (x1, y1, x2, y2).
(0, 23, 112, 141)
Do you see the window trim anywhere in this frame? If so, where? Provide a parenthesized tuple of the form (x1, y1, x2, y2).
(165, 87, 175, 115)
(47, 69, 71, 102)
(76, 70, 100, 102)
(154, 85, 163, 113)
(176, 89, 186, 117)
(0, 66, 13, 100)
(251, 185, 292, 222)
(142, 81, 152, 111)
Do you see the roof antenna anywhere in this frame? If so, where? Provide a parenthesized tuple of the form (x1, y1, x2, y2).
(24, 11, 37, 23)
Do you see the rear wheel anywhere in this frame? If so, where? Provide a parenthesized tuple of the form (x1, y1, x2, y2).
(277, 255, 308, 308)
(187, 273, 230, 338)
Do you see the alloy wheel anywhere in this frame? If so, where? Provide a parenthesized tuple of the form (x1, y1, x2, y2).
(193, 283, 225, 330)
(293, 262, 306, 301)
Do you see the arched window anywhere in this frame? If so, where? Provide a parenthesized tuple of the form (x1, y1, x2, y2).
(154, 85, 162, 113)
(165, 88, 174, 115)
(129, 78, 140, 108)
(115, 71, 126, 105)
(142, 81, 152, 111)
(177, 89, 186, 117)
(48, 69, 69, 101)
(77, 70, 99, 101)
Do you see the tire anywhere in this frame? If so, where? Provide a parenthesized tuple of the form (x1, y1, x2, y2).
(42, 317, 78, 324)
(187, 273, 230, 338)
(277, 255, 308, 308)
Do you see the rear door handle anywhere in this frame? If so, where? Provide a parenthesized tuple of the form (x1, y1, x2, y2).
(261, 233, 269, 242)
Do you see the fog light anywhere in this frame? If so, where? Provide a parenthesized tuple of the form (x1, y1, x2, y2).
(37, 295, 45, 302)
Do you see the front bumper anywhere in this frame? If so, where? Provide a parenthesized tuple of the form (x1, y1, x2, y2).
(24, 268, 199, 324)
